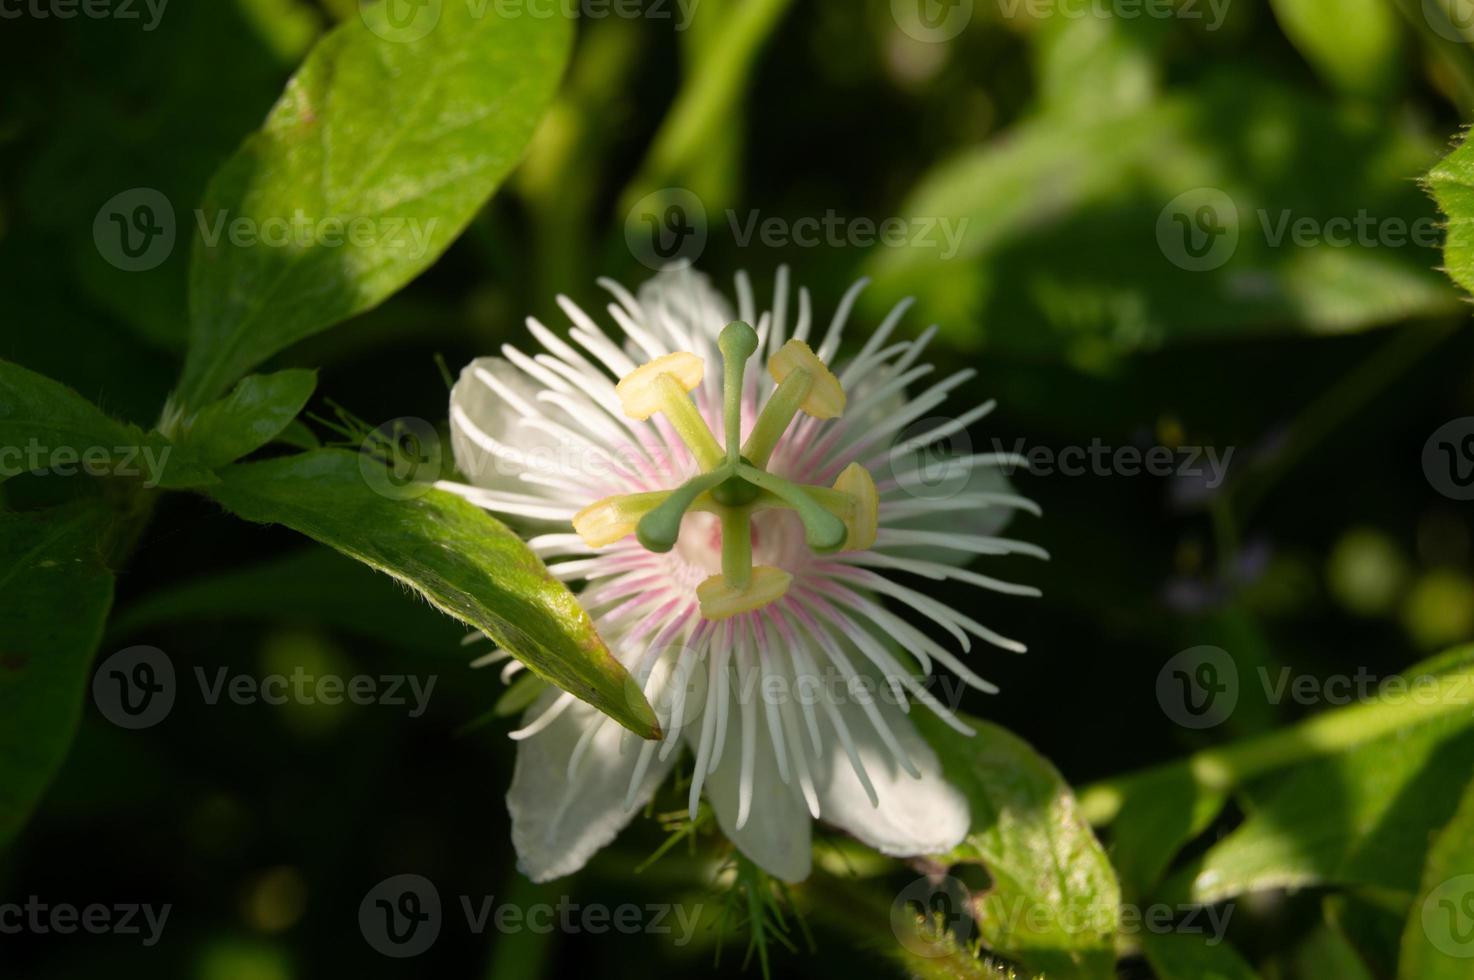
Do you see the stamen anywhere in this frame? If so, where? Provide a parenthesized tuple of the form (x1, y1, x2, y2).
(572, 491, 671, 547)
(832, 462, 878, 551)
(615, 352, 723, 468)
(743, 369, 813, 468)
(697, 566, 793, 620)
(744, 342, 843, 468)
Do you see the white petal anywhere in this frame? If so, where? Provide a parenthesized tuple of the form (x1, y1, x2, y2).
(699, 683, 813, 883)
(881, 462, 1019, 563)
(507, 692, 677, 883)
(814, 692, 970, 858)
(449, 356, 587, 499)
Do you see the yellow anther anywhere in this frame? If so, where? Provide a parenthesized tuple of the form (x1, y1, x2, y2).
(697, 566, 793, 620)
(832, 463, 878, 551)
(614, 352, 705, 421)
(767, 340, 845, 419)
(572, 491, 668, 548)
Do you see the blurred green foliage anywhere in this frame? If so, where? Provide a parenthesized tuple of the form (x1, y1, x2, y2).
(3, 0, 1474, 978)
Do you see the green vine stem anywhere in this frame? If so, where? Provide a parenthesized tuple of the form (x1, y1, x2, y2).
(1078, 653, 1474, 826)
(618, 0, 794, 211)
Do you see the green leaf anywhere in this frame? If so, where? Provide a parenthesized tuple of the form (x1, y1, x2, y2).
(1032, 8, 1164, 122)
(1141, 931, 1261, 980)
(1109, 768, 1228, 898)
(176, 3, 574, 408)
(1164, 673, 1474, 904)
(0, 358, 214, 489)
(916, 712, 1120, 979)
(0, 501, 117, 847)
(202, 449, 660, 739)
(1268, 0, 1401, 99)
(181, 369, 318, 469)
(867, 71, 1455, 362)
(1427, 132, 1474, 300)
(1399, 776, 1474, 978)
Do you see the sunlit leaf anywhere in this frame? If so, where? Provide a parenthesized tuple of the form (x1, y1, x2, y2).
(917, 712, 1120, 979)
(176, 2, 573, 407)
(204, 449, 660, 739)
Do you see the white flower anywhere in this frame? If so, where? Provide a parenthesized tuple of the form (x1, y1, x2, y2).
(440, 268, 1044, 883)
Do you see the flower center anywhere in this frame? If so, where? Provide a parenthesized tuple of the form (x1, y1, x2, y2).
(572, 322, 879, 620)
